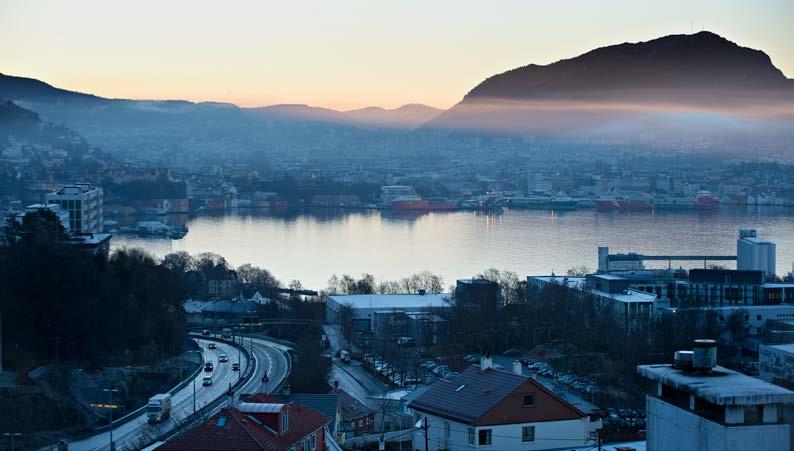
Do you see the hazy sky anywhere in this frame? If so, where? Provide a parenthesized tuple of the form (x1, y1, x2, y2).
(1, 0, 792, 110)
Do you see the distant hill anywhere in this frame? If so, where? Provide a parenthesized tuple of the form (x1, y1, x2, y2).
(343, 104, 442, 128)
(243, 103, 442, 129)
(428, 31, 794, 136)
(0, 100, 91, 155)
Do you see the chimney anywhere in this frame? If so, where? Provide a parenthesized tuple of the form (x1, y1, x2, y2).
(480, 353, 492, 371)
(418, 289, 426, 296)
(693, 339, 717, 372)
(513, 360, 523, 375)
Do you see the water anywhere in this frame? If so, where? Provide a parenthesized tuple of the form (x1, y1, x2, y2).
(111, 208, 794, 291)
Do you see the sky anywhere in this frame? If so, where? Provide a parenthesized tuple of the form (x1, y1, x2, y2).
(1, 0, 793, 110)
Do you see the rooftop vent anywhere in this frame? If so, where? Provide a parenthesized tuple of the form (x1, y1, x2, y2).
(693, 339, 717, 372)
(673, 350, 694, 370)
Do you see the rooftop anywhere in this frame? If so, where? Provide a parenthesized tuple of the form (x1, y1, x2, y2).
(531, 276, 655, 304)
(762, 343, 794, 354)
(637, 364, 794, 406)
(327, 293, 452, 310)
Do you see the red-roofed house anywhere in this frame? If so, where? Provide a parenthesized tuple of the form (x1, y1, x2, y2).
(159, 394, 331, 451)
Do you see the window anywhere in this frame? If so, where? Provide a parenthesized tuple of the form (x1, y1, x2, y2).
(309, 433, 316, 450)
(757, 314, 762, 321)
(522, 426, 535, 443)
(522, 393, 536, 407)
(478, 429, 492, 446)
(468, 428, 475, 445)
(444, 421, 450, 438)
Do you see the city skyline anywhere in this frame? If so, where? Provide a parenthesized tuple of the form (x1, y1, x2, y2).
(2, 0, 793, 110)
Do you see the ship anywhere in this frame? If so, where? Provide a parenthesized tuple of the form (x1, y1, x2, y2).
(595, 195, 653, 212)
(695, 191, 721, 210)
(390, 195, 458, 211)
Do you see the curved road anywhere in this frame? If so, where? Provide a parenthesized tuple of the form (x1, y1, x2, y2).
(68, 339, 248, 451)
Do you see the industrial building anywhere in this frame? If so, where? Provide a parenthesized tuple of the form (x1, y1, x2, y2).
(455, 278, 500, 312)
(325, 293, 452, 332)
(737, 228, 777, 279)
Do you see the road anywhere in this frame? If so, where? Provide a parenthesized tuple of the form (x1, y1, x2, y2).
(67, 339, 248, 451)
(233, 335, 291, 400)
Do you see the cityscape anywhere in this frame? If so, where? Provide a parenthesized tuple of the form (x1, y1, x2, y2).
(2, 1, 794, 450)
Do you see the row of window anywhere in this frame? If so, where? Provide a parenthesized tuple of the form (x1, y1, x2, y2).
(466, 426, 536, 445)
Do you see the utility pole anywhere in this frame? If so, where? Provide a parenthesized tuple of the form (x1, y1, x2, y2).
(103, 388, 119, 451)
(3, 433, 21, 451)
(423, 416, 429, 451)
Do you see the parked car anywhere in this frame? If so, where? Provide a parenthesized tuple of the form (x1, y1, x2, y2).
(202, 376, 212, 386)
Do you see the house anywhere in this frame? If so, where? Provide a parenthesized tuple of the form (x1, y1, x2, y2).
(408, 357, 600, 450)
(337, 389, 375, 438)
(208, 269, 239, 298)
(158, 394, 331, 451)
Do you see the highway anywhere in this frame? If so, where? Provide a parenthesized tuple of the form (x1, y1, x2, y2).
(67, 339, 248, 451)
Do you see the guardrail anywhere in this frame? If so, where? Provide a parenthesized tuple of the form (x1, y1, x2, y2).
(151, 336, 256, 446)
(43, 343, 207, 450)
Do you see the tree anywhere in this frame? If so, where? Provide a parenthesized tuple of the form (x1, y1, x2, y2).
(566, 265, 591, 277)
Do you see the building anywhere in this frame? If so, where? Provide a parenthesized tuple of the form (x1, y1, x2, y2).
(598, 246, 645, 271)
(408, 358, 599, 451)
(759, 343, 794, 388)
(455, 278, 500, 312)
(45, 183, 103, 234)
(325, 293, 451, 332)
(528, 275, 656, 332)
(158, 394, 331, 451)
(183, 299, 259, 325)
(738, 228, 776, 280)
(208, 269, 239, 298)
(337, 389, 375, 438)
(638, 351, 794, 451)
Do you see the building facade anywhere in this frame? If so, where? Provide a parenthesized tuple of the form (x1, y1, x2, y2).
(45, 183, 104, 234)
(737, 228, 776, 280)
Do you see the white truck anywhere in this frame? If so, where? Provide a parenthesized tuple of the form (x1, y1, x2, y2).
(146, 393, 172, 423)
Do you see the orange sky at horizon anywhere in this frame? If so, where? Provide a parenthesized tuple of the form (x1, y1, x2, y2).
(1, 0, 792, 110)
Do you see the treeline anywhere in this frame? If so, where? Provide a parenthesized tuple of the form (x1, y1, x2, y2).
(0, 211, 186, 370)
(325, 271, 445, 295)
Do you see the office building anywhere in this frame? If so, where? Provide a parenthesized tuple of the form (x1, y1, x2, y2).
(45, 183, 104, 234)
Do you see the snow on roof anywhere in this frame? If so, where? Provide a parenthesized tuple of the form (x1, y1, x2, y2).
(637, 364, 794, 406)
(763, 343, 794, 354)
(328, 293, 452, 310)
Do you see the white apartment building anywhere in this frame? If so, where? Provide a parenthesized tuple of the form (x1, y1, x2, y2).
(46, 183, 104, 234)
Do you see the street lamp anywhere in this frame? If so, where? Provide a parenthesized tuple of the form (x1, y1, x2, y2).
(103, 388, 119, 451)
(186, 350, 202, 415)
(3, 433, 21, 451)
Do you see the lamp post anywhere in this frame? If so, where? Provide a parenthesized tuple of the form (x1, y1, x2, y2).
(103, 388, 119, 451)
(3, 433, 21, 451)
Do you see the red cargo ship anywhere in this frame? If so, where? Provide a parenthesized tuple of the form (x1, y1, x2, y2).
(695, 191, 721, 210)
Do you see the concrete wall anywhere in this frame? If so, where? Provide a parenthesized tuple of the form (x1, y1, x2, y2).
(647, 396, 790, 451)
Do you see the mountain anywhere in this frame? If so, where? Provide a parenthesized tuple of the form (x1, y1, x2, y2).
(243, 103, 442, 129)
(343, 104, 442, 129)
(0, 100, 92, 157)
(428, 32, 794, 137)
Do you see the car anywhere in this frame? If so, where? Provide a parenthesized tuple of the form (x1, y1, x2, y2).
(232, 362, 240, 371)
(202, 376, 212, 386)
(208, 343, 217, 350)
(219, 354, 229, 363)
(204, 362, 214, 372)
(202, 329, 211, 336)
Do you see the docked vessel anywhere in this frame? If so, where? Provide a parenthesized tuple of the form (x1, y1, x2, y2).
(695, 191, 721, 210)
(595, 195, 653, 212)
(390, 195, 458, 211)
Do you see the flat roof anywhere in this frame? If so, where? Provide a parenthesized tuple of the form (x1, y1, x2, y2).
(762, 343, 794, 354)
(637, 364, 794, 406)
(530, 276, 655, 304)
(328, 293, 451, 310)
(589, 274, 626, 281)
